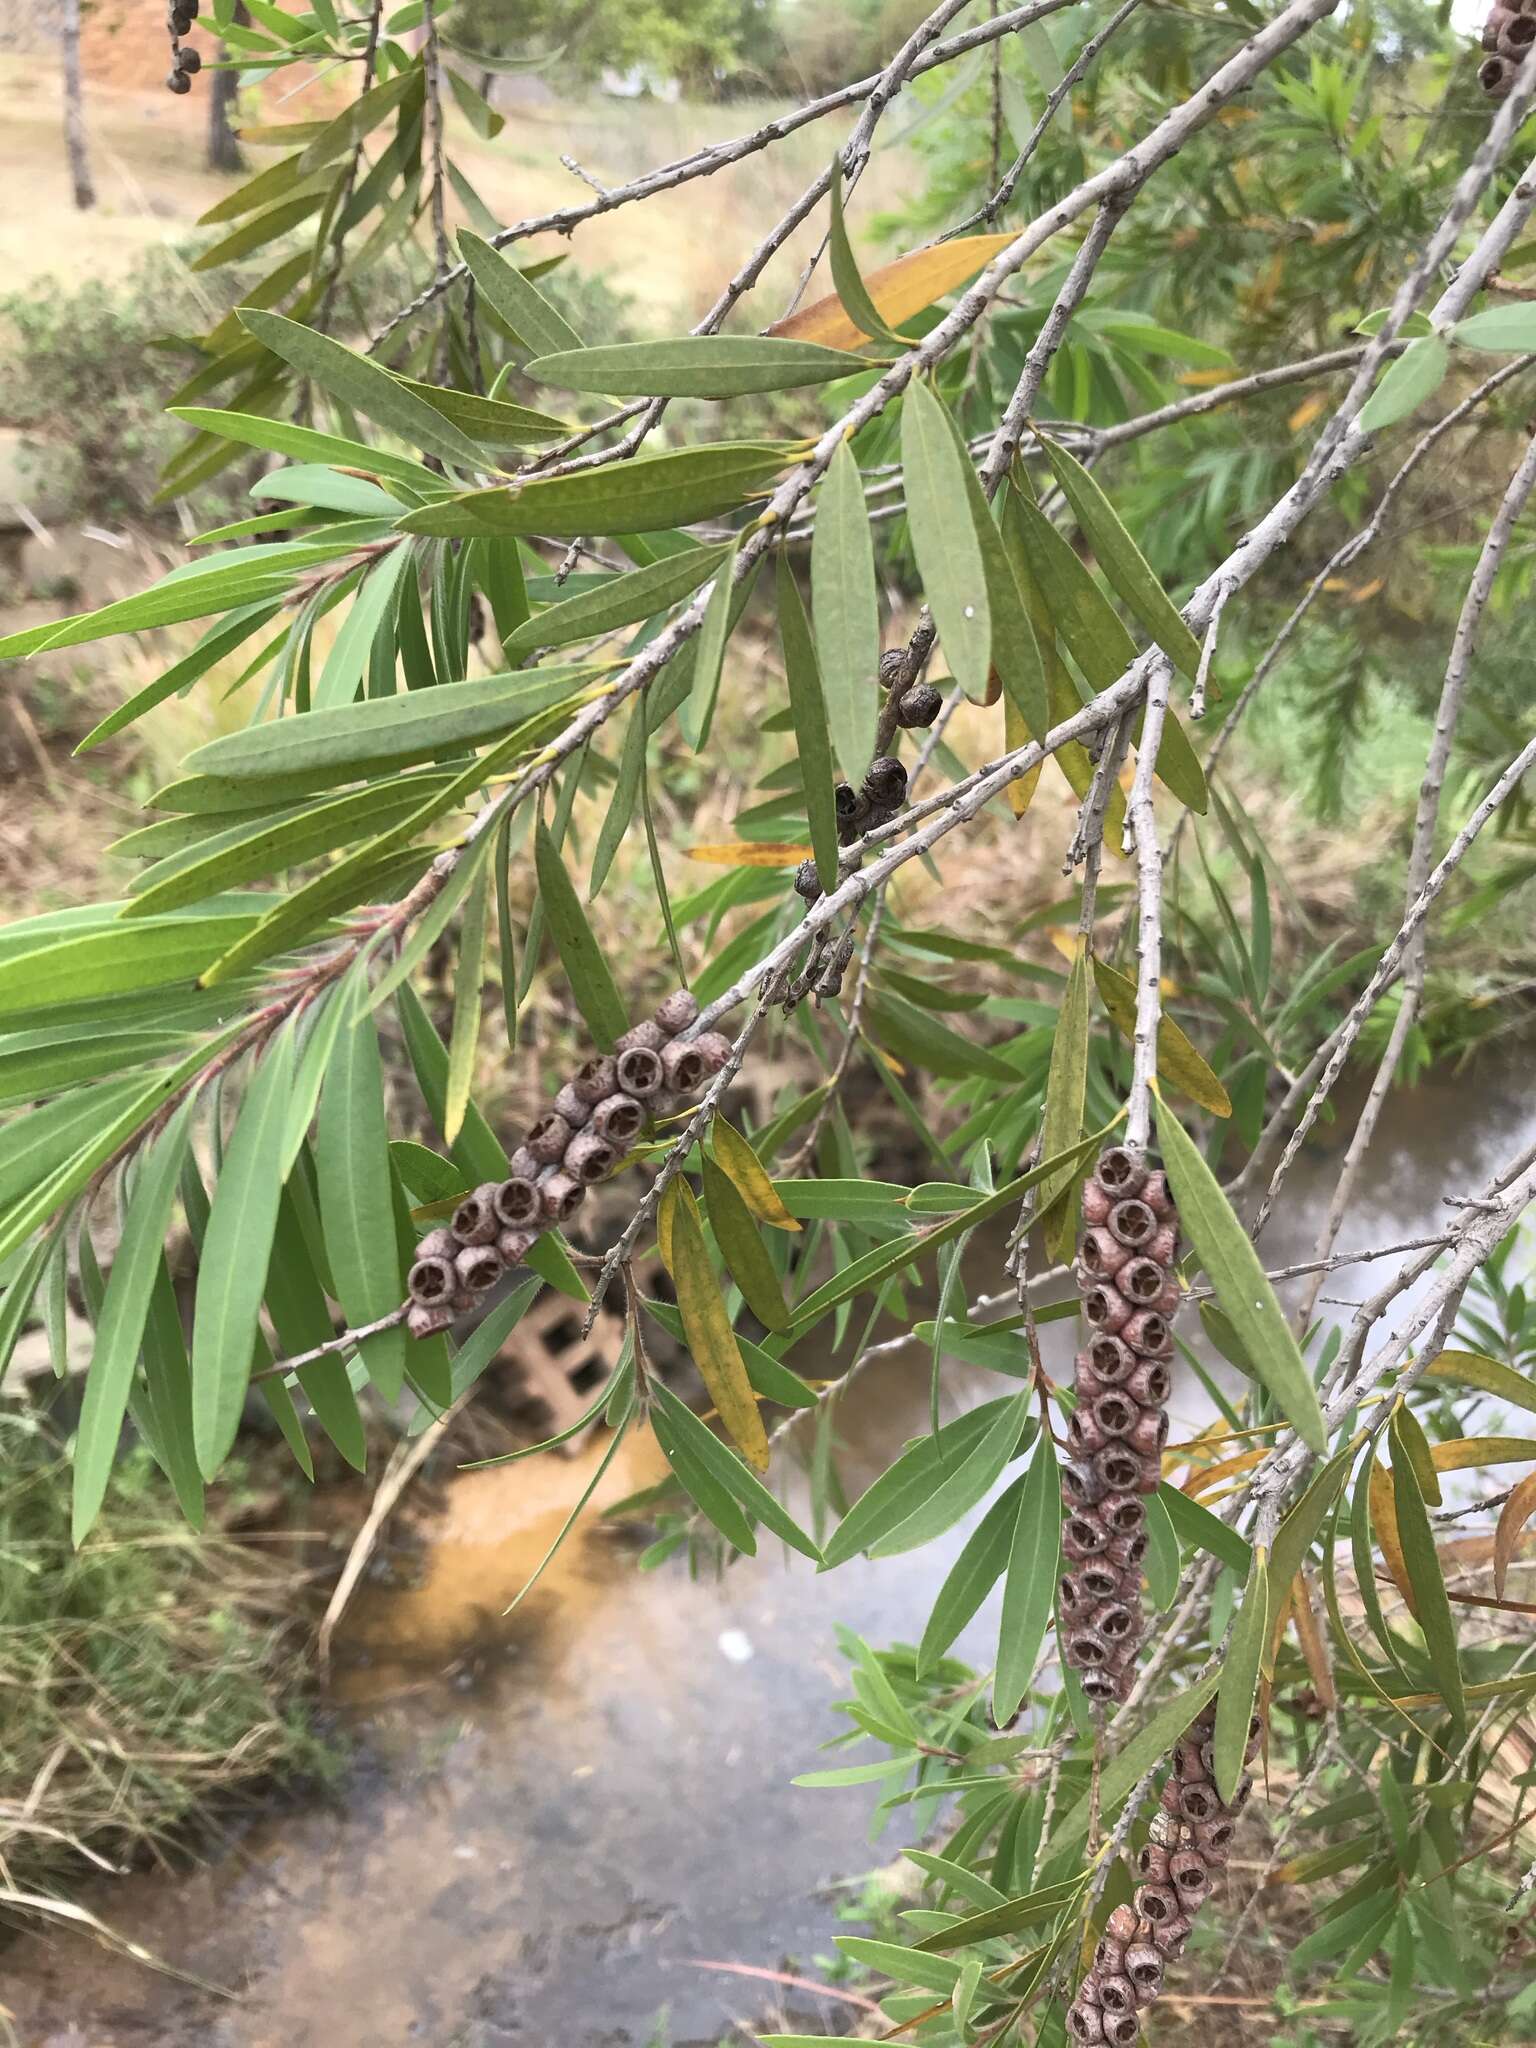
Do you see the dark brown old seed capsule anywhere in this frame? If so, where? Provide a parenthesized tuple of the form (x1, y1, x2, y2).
(655, 989, 700, 1035)
(1134, 1882, 1179, 1927)
(565, 1129, 617, 1184)
(1482, 54, 1516, 99)
(1087, 1333, 1136, 1384)
(454, 1245, 502, 1293)
(794, 858, 822, 902)
(1095, 1145, 1146, 1196)
(1108, 1197, 1157, 1248)
(1066, 1624, 1110, 1668)
(591, 1093, 644, 1144)
(617, 1020, 665, 1054)
(1079, 1667, 1118, 1704)
(896, 681, 943, 727)
(1076, 1560, 1123, 1601)
(408, 1302, 455, 1339)
(407, 1253, 456, 1305)
(526, 1112, 572, 1163)
(1119, 1256, 1166, 1306)
(1124, 1944, 1163, 1998)
(540, 1171, 585, 1222)
(1169, 1850, 1210, 1906)
(1079, 1226, 1132, 1279)
(1092, 1443, 1144, 1495)
(167, 67, 192, 92)
(1062, 1513, 1110, 1560)
(862, 756, 908, 808)
(1083, 1285, 1132, 1334)
(451, 1182, 502, 1245)
(691, 1030, 732, 1074)
(835, 783, 871, 834)
(1062, 1460, 1106, 1508)
(496, 1227, 537, 1264)
(493, 1176, 541, 1229)
(660, 1039, 708, 1093)
(1500, 12, 1536, 58)
(1125, 1358, 1172, 1407)
(878, 646, 910, 691)
(615, 1046, 665, 1098)
(1145, 1222, 1179, 1267)
(1096, 1975, 1137, 2018)
(175, 45, 201, 70)
(551, 1082, 591, 1130)
(1122, 1309, 1173, 1358)
(572, 1055, 618, 1105)
(1178, 1779, 1220, 1823)
(1485, 6, 1514, 49)
(1092, 1389, 1139, 1438)
(1099, 1491, 1146, 1537)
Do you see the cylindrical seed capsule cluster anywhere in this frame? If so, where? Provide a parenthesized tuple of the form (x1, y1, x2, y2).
(878, 645, 941, 729)
(1065, 1702, 1259, 2045)
(832, 754, 909, 847)
(1480, 0, 1536, 99)
(1059, 1146, 1180, 1707)
(403, 990, 730, 1338)
(166, 0, 201, 93)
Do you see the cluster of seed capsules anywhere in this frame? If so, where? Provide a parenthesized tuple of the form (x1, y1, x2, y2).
(1480, 2, 1536, 102)
(1058, 1145, 1180, 1707)
(165, 0, 202, 94)
(1065, 1700, 1259, 2045)
(878, 645, 943, 731)
(403, 991, 728, 1336)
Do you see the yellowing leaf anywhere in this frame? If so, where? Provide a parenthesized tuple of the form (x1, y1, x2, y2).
(1494, 1472, 1536, 1599)
(711, 1118, 800, 1233)
(1183, 1444, 1267, 1498)
(687, 841, 810, 866)
(769, 231, 1014, 351)
(1428, 1435, 1536, 1472)
(1288, 391, 1330, 433)
(1370, 1454, 1416, 1616)
(658, 1180, 770, 1470)
(1092, 956, 1231, 1117)
(1350, 577, 1385, 603)
(1001, 694, 1042, 820)
(1177, 368, 1234, 388)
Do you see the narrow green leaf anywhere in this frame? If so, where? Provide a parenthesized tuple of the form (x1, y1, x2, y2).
(293, 63, 417, 173)
(396, 442, 794, 540)
(1160, 1482, 1252, 1577)
(0, 915, 261, 1021)
(777, 551, 841, 894)
(526, 335, 870, 398)
(71, 1113, 194, 1542)
(506, 543, 725, 661)
(651, 1379, 819, 1559)
(701, 1154, 790, 1333)
(822, 1396, 1020, 1566)
(184, 662, 597, 783)
(654, 1400, 757, 1551)
(901, 381, 990, 700)
(1357, 335, 1450, 434)
(1450, 303, 1536, 352)
(1093, 957, 1231, 1117)
(811, 439, 879, 784)
(917, 1475, 1023, 1675)
(1390, 1409, 1466, 1734)
(192, 1033, 296, 1476)
(1156, 1100, 1326, 1451)
(684, 537, 746, 751)
(1212, 1545, 1270, 1801)
(1040, 436, 1202, 679)
(389, 374, 569, 447)
(241, 312, 483, 471)
(534, 820, 629, 1050)
(443, 867, 489, 1146)
(1037, 940, 1090, 1255)
(589, 700, 645, 899)
(828, 156, 904, 347)
(166, 405, 442, 492)
(313, 541, 412, 711)
(315, 1007, 408, 1401)
(993, 1432, 1062, 1723)
(457, 229, 583, 357)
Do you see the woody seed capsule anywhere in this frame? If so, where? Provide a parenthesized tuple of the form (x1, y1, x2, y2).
(1122, 1309, 1173, 1358)
(661, 1039, 708, 1093)
(655, 989, 700, 1035)
(617, 1020, 665, 1053)
(1075, 1560, 1123, 1601)
(896, 680, 942, 728)
(1092, 1388, 1139, 1438)
(565, 1129, 617, 1184)
(591, 1092, 645, 1144)
(1124, 1945, 1163, 1997)
(526, 1113, 572, 1164)
(1067, 2006, 1105, 2045)
(1091, 1442, 1143, 1495)
(1079, 1226, 1133, 1279)
(1105, 1905, 1138, 1946)
(508, 1144, 541, 1182)
(1086, 1333, 1136, 1384)
(692, 1031, 732, 1074)
(408, 1302, 455, 1339)
(878, 647, 910, 690)
(552, 1082, 590, 1130)
(1104, 1528, 1147, 1570)
(496, 1227, 537, 1265)
(407, 1253, 456, 1306)
(615, 1045, 665, 1098)
(794, 859, 822, 902)
(493, 1176, 541, 1229)
(1108, 1197, 1157, 1248)
(1062, 1514, 1110, 1560)
(1096, 1975, 1136, 2018)
(540, 1171, 585, 1222)
(1125, 1358, 1172, 1407)
(1095, 1145, 1146, 1196)
(1119, 1255, 1166, 1305)
(454, 1245, 502, 1293)
(451, 1183, 502, 1246)
(572, 1055, 618, 1105)
(1083, 1285, 1132, 1334)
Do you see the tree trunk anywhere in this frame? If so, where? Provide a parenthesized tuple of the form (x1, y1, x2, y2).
(206, 4, 249, 173)
(58, 0, 94, 211)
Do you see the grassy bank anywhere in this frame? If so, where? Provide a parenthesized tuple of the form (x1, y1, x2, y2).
(0, 1411, 334, 1934)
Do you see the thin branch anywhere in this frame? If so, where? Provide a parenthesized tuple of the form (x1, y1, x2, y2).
(1124, 656, 1172, 1152)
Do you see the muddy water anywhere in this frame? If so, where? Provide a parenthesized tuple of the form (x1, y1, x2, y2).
(5, 1061, 1534, 2048)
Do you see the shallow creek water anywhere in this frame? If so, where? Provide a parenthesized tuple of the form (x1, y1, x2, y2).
(5, 1061, 1534, 2048)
